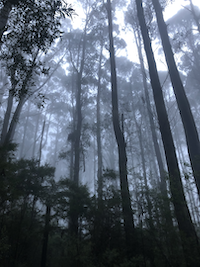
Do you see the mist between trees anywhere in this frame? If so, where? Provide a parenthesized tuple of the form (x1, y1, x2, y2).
(0, 0, 200, 266)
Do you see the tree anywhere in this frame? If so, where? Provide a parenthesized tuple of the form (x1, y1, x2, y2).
(136, 0, 200, 266)
(0, 0, 73, 148)
(151, 0, 200, 200)
(0, 0, 74, 48)
(106, 0, 135, 256)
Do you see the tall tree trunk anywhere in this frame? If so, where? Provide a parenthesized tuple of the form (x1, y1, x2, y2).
(152, 0, 200, 199)
(97, 42, 103, 204)
(73, 73, 82, 186)
(136, 1, 200, 266)
(134, 115, 153, 227)
(73, 27, 87, 186)
(69, 71, 76, 180)
(134, 27, 166, 192)
(106, 0, 135, 256)
(135, 17, 175, 234)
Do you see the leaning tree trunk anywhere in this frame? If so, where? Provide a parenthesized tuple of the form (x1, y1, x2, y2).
(135, 21, 174, 233)
(152, 0, 200, 199)
(106, 0, 135, 256)
(134, 27, 166, 192)
(3, 95, 26, 146)
(136, 1, 200, 266)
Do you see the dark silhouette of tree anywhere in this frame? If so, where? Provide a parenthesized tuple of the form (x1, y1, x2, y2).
(136, 0, 200, 266)
(106, 0, 135, 256)
(152, 0, 200, 200)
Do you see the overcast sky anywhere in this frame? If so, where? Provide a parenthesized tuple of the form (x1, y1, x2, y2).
(66, 0, 200, 69)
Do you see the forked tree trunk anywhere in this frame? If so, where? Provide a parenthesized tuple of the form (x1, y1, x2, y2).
(136, 1, 200, 266)
(106, 0, 135, 256)
(152, 0, 200, 199)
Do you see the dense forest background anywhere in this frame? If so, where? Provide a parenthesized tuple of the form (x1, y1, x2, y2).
(0, 0, 200, 266)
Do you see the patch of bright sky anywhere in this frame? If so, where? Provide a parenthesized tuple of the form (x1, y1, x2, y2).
(66, 0, 200, 70)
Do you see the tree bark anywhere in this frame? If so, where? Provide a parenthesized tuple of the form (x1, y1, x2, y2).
(136, 1, 200, 266)
(152, 0, 200, 199)
(106, 0, 135, 256)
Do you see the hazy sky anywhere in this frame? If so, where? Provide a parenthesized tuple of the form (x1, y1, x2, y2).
(67, 0, 200, 69)
(164, 0, 200, 20)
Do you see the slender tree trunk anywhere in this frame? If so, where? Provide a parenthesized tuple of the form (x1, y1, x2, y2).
(40, 205, 51, 267)
(19, 101, 31, 158)
(136, 1, 200, 266)
(97, 42, 103, 204)
(32, 113, 40, 158)
(4, 96, 26, 145)
(38, 120, 45, 165)
(134, 115, 153, 227)
(1, 90, 13, 144)
(134, 27, 167, 192)
(73, 73, 82, 185)
(69, 72, 76, 180)
(152, 0, 200, 199)
(106, 0, 135, 256)
(135, 17, 175, 235)
(73, 27, 87, 186)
